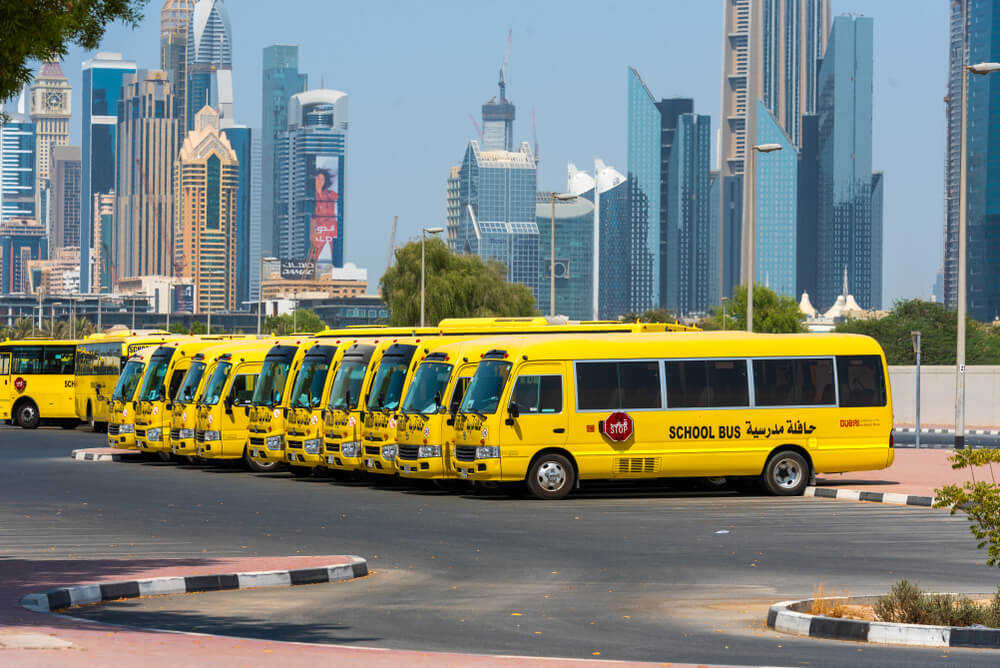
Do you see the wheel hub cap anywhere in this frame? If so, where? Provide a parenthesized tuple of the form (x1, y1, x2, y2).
(537, 462, 565, 491)
(774, 458, 801, 488)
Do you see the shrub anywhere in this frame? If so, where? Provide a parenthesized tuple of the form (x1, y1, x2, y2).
(873, 580, 1000, 627)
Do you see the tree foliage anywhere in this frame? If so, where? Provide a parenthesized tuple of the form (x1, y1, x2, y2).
(935, 448, 1000, 568)
(835, 299, 1000, 365)
(380, 239, 538, 326)
(169, 321, 207, 335)
(0, 0, 146, 111)
(700, 285, 805, 333)
(263, 308, 326, 336)
(618, 309, 679, 324)
(0, 316, 95, 340)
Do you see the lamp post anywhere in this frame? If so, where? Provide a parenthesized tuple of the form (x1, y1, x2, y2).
(721, 296, 728, 331)
(745, 143, 783, 332)
(912, 330, 922, 449)
(257, 256, 278, 335)
(549, 192, 578, 317)
(420, 227, 443, 327)
(956, 61, 1000, 450)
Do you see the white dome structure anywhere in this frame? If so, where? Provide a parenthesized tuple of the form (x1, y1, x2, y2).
(799, 292, 817, 318)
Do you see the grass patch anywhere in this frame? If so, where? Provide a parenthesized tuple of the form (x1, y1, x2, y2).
(810, 583, 850, 618)
(873, 580, 1000, 627)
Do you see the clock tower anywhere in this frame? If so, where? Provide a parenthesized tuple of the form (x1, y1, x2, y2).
(29, 61, 72, 225)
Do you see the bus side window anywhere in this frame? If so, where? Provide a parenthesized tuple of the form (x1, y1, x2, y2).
(511, 375, 562, 414)
(449, 377, 470, 413)
(0, 354, 9, 375)
(231, 375, 255, 405)
(836, 355, 886, 407)
(12, 347, 42, 375)
(44, 347, 75, 375)
(168, 369, 186, 400)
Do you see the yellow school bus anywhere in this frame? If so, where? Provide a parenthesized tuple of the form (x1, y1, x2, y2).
(0, 339, 78, 429)
(108, 346, 162, 449)
(196, 342, 286, 470)
(134, 336, 255, 457)
(450, 332, 894, 499)
(75, 331, 178, 431)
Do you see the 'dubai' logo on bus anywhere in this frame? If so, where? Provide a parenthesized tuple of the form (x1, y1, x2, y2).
(604, 412, 633, 442)
(13, 377, 26, 392)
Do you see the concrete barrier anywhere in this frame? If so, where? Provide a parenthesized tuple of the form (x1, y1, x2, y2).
(889, 365, 1000, 427)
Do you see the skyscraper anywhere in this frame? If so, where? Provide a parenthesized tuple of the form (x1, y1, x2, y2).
(275, 89, 347, 268)
(627, 67, 661, 312)
(29, 61, 71, 222)
(50, 146, 81, 250)
(796, 113, 820, 299)
(160, 1, 195, 132)
(174, 106, 239, 314)
(261, 45, 308, 256)
(0, 94, 35, 223)
(752, 101, 798, 296)
(535, 192, 595, 320)
(80, 52, 136, 293)
(454, 141, 538, 295)
(655, 97, 694, 309)
(115, 70, 179, 285)
(943, 0, 966, 309)
(481, 31, 515, 152)
(0, 218, 47, 294)
(816, 16, 877, 310)
(446, 165, 461, 247)
(186, 0, 232, 130)
(92, 192, 114, 292)
(249, 129, 263, 308)
(223, 123, 252, 309)
(719, 0, 830, 299)
(664, 112, 714, 315)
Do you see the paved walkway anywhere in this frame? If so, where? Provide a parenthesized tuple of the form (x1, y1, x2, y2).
(2, 555, 746, 667)
(814, 448, 994, 498)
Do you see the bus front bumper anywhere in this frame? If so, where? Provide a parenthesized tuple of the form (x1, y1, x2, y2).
(451, 457, 502, 482)
(361, 444, 397, 475)
(397, 451, 452, 479)
(107, 423, 136, 449)
(284, 437, 325, 467)
(247, 435, 285, 464)
(322, 440, 365, 472)
(136, 426, 169, 453)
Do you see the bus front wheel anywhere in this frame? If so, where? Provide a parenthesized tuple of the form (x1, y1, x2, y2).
(526, 452, 575, 500)
(16, 401, 39, 429)
(243, 447, 279, 473)
(761, 449, 810, 496)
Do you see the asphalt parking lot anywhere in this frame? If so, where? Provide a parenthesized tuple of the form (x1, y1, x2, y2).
(4, 425, 1000, 667)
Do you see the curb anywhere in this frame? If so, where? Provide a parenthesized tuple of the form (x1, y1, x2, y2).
(20, 556, 368, 612)
(894, 427, 1000, 436)
(805, 486, 935, 507)
(767, 595, 1000, 648)
(71, 448, 142, 462)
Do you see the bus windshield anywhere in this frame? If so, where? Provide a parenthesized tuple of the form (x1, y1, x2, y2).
(289, 359, 329, 409)
(327, 360, 367, 411)
(367, 358, 409, 412)
(175, 362, 207, 403)
(401, 362, 452, 414)
(460, 360, 512, 414)
(111, 360, 144, 402)
(200, 362, 232, 406)
(137, 353, 174, 402)
(252, 359, 290, 406)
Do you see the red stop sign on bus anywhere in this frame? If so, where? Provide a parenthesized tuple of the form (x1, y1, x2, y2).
(13, 377, 26, 392)
(604, 412, 634, 442)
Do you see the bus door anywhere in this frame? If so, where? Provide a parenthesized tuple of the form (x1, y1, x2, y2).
(0, 352, 10, 419)
(220, 369, 258, 456)
(499, 362, 568, 463)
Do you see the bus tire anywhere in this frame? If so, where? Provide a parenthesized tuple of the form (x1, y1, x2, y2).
(761, 449, 810, 496)
(60, 419, 79, 430)
(15, 400, 40, 429)
(157, 451, 173, 462)
(288, 465, 313, 478)
(243, 447, 279, 473)
(526, 451, 575, 500)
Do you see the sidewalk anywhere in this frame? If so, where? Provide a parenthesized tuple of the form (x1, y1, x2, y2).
(2, 555, 738, 667)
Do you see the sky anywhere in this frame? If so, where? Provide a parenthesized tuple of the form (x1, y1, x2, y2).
(21, 0, 947, 306)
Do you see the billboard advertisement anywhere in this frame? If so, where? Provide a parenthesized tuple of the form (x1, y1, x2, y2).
(173, 284, 195, 313)
(308, 155, 340, 264)
(280, 260, 316, 280)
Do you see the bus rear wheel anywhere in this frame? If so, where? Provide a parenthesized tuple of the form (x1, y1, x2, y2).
(16, 401, 39, 429)
(526, 452, 575, 500)
(761, 449, 809, 496)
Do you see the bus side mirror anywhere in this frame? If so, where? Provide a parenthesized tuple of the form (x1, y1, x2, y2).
(224, 395, 234, 414)
(434, 391, 442, 409)
(506, 401, 519, 425)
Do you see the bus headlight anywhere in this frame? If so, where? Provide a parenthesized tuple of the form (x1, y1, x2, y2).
(265, 435, 284, 451)
(202, 430, 221, 441)
(341, 442, 359, 457)
(146, 428, 163, 442)
(118, 424, 135, 434)
(418, 445, 441, 458)
(178, 428, 194, 439)
(303, 439, 322, 454)
(476, 446, 500, 459)
(381, 445, 397, 460)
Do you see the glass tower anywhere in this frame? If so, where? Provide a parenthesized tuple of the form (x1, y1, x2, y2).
(223, 124, 252, 310)
(0, 110, 35, 223)
(655, 98, 694, 310)
(186, 0, 232, 130)
(626, 67, 661, 312)
(262, 45, 307, 256)
(80, 52, 136, 293)
(535, 193, 595, 320)
(816, 16, 876, 310)
(754, 100, 798, 297)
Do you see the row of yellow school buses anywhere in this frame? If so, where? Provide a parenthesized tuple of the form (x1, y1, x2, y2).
(1, 318, 895, 500)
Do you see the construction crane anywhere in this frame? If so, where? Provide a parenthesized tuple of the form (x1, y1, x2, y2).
(498, 29, 511, 103)
(386, 215, 398, 272)
(468, 114, 484, 142)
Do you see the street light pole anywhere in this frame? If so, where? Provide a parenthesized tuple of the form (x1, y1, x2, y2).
(956, 61, 1000, 450)
(420, 227, 443, 327)
(721, 297, 728, 331)
(549, 193, 577, 317)
(745, 144, 782, 333)
(257, 256, 277, 335)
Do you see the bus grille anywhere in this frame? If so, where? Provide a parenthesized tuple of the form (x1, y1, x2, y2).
(364, 446, 380, 456)
(397, 445, 419, 460)
(615, 457, 660, 474)
(455, 446, 477, 462)
(108, 424, 120, 436)
(326, 443, 339, 453)
(249, 437, 265, 447)
(136, 429, 146, 438)
(195, 430, 209, 443)
(287, 439, 302, 450)
(170, 429, 180, 441)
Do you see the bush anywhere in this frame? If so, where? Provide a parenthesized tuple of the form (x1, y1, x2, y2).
(873, 580, 1000, 627)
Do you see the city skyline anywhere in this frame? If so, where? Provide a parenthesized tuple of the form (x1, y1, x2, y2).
(5, 0, 947, 308)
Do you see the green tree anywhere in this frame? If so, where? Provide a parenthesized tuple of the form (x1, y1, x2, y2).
(835, 299, 1000, 365)
(263, 308, 326, 336)
(701, 285, 805, 333)
(380, 239, 538, 326)
(168, 321, 206, 335)
(618, 309, 679, 324)
(936, 449, 1000, 568)
(1, 1, 146, 114)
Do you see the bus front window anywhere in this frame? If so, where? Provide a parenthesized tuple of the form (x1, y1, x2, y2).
(290, 360, 329, 409)
(175, 362, 207, 403)
(401, 362, 452, 415)
(252, 359, 290, 406)
(367, 359, 409, 412)
(112, 361, 145, 402)
(201, 362, 233, 406)
(328, 361, 366, 411)
(137, 356, 172, 402)
(460, 361, 512, 414)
